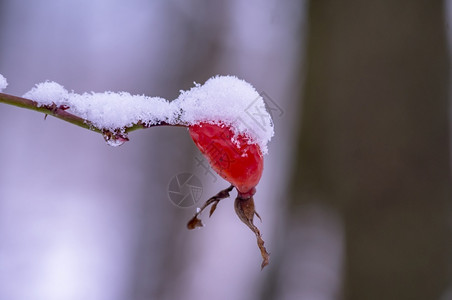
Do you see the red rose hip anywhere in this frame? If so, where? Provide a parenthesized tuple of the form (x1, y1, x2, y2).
(187, 121, 270, 269)
(189, 122, 263, 194)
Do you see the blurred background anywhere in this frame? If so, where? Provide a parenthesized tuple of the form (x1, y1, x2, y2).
(0, 1, 450, 299)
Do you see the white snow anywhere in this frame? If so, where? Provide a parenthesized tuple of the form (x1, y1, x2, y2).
(24, 82, 174, 130)
(23, 81, 68, 106)
(0, 74, 8, 92)
(22, 75, 274, 152)
(172, 76, 274, 153)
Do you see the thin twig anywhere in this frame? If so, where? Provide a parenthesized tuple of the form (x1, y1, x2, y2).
(0, 92, 182, 139)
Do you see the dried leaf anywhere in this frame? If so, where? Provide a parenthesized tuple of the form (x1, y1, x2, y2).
(187, 217, 203, 230)
(234, 196, 270, 269)
(186, 185, 234, 229)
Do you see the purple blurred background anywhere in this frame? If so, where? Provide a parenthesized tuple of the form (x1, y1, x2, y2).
(1, 1, 451, 299)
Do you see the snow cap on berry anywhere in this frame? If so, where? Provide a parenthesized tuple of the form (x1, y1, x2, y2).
(173, 75, 274, 154)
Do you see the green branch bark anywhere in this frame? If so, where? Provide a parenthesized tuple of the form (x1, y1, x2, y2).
(0, 92, 105, 132)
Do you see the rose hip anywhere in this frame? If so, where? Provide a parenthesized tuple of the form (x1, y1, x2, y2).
(189, 122, 263, 194)
(187, 122, 269, 269)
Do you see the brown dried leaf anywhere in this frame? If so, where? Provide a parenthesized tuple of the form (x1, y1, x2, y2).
(209, 201, 218, 217)
(187, 216, 203, 230)
(234, 196, 270, 269)
(186, 185, 234, 229)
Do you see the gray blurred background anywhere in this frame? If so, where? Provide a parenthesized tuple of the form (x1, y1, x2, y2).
(0, 1, 451, 300)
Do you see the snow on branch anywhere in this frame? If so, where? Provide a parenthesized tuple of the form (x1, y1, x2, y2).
(0, 75, 274, 151)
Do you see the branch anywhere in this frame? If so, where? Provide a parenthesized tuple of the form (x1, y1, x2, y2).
(0, 92, 178, 144)
(0, 92, 101, 132)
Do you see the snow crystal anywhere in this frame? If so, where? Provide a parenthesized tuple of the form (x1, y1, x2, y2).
(0, 74, 8, 92)
(23, 75, 274, 153)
